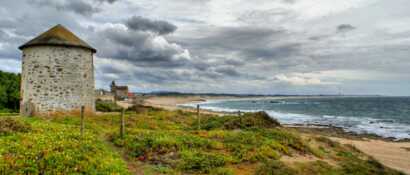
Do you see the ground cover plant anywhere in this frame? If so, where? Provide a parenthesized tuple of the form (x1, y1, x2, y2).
(0, 117, 129, 174)
(109, 106, 404, 175)
(0, 106, 405, 174)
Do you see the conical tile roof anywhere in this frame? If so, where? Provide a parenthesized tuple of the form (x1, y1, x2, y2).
(19, 24, 96, 53)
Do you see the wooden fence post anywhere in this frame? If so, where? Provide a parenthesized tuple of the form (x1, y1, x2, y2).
(80, 106, 85, 137)
(197, 104, 200, 130)
(120, 108, 125, 138)
(238, 110, 242, 123)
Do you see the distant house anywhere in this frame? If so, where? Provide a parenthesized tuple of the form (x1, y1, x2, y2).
(95, 89, 114, 102)
(128, 92, 135, 99)
(110, 81, 129, 101)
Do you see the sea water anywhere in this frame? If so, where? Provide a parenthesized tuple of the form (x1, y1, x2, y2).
(180, 97, 410, 140)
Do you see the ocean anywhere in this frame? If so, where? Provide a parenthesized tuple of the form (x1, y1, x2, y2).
(180, 97, 410, 140)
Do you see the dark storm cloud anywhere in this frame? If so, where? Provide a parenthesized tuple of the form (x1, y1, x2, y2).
(0, 19, 15, 29)
(224, 59, 245, 66)
(1, 0, 409, 95)
(62, 0, 100, 16)
(243, 43, 301, 60)
(210, 27, 285, 48)
(126, 16, 177, 35)
(97, 0, 118, 4)
(214, 67, 240, 77)
(100, 28, 189, 67)
(337, 24, 356, 33)
(178, 26, 290, 58)
(0, 30, 7, 40)
(178, 26, 301, 65)
(93, 17, 197, 70)
(31, 0, 120, 16)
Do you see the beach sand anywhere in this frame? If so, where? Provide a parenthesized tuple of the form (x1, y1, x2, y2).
(143, 95, 410, 174)
(143, 95, 240, 115)
(331, 137, 410, 174)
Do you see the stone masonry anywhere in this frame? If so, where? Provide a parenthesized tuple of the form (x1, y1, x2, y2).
(19, 25, 96, 116)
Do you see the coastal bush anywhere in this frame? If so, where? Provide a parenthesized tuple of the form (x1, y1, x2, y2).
(198, 111, 281, 130)
(0, 117, 31, 136)
(226, 111, 281, 129)
(292, 161, 338, 175)
(113, 130, 213, 158)
(339, 155, 404, 175)
(259, 129, 310, 154)
(209, 167, 234, 175)
(95, 100, 122, 112)
(255, 160, 296, 175)
(178, 150, 226, 173)
(127, 104, 163, 113)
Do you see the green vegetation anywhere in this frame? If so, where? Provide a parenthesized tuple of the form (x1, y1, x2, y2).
(0, 117, 31, 136)
(0, 106, 405, 174)
(96, 99, 123, 112)
(0, 70, 20, 113)
(0, 117, 129, 174)
(108, 107, 403, 175)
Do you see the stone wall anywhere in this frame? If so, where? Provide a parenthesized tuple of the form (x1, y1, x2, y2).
(20, 46, 95, 116)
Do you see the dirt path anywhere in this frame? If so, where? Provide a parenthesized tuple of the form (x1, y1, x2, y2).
(331, 138, 410, 174)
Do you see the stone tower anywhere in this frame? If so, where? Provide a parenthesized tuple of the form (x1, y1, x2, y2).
(19, 24, 96, 116)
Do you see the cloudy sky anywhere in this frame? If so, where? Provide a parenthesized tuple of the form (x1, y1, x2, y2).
(1, 0, 410, 95)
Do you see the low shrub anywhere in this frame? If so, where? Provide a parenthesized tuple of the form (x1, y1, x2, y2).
(199, 111, 281, 130)
(255, 160, 296, 175)
(339, 156, 404, 175)
(226, 111, 281, 129)
(210, 167, 234, 175)
(95, 100, 122, 112)
(179, 150, 226, 173)
(0, 117, 31, 136)
(113, 130, 212, 158)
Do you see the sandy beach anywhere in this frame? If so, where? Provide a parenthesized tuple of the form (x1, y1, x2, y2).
(143, 95, 410, 174)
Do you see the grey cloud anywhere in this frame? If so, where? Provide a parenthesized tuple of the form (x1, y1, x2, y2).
(224, 59, 245, 66)
(337, 24, 356, 33)
(0, 30, 7, 40)
(179, 26, 288, 57)
(126, 16, 177, 35)
(31, 0, 101, 16)
(243, 43, 301, 61)
(178, 26, 301, 66)
(282, 0, 296, 3)
(97, 0, 118, 4)
(214, 67, 240, 77)
(93, 19, 194, 69)
(63, 0, 100, 16)
(1, 0, 410, 95)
